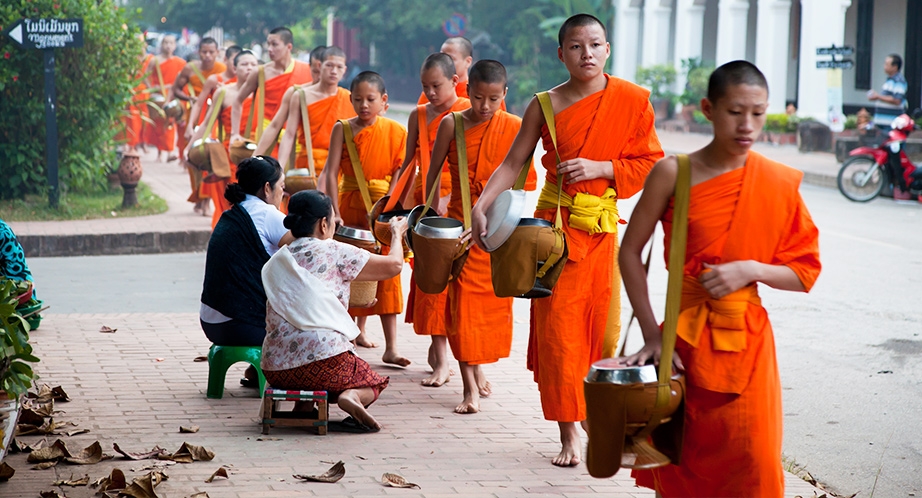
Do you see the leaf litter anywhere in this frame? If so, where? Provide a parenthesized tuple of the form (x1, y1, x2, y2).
(293, 460, 346, 483)
(204, 466, 229, 483)
(382, 472, 420, 489)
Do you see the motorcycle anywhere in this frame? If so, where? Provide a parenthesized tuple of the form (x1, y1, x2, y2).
(837, 110, 922, 202)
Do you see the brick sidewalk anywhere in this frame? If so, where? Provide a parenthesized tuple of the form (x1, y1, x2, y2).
(0, 312, 822, 497)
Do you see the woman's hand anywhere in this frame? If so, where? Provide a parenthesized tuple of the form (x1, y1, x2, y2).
(389, 215, 408, 237)
(699, 261, 756, 299)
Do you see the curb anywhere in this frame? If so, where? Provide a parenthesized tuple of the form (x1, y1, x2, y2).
(19, 230, 210, 258)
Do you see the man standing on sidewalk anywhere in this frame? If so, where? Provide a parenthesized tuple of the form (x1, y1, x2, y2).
(867, 53, 908, 129)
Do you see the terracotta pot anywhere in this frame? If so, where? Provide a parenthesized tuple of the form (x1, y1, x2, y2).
(0, 395, 20, 463)
(117, 152, 143, 208)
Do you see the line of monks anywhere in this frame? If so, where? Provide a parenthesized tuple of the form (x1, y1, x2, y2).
(120, 14, 821, 497)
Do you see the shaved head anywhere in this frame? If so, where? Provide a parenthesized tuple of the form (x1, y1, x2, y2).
(557, 14, 606, 47)
(442, 37, 472, 58)
(268, 27, 293, 46)
(310, 45, 327, 63)
(322, 46, 346, 62)
(469, 59, 506, 86)
(351, 71, 386, 93)
(422, 52, 455, 79)
(707, 60, 768, 103)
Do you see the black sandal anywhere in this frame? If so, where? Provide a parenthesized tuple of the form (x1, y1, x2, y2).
(329, 416, 379, 434)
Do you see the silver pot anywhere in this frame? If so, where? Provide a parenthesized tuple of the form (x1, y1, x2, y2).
(482, 189, 526, 252)
(415, 217, 463, 239)
(585, 357, 680, 385)
(335, 225, 376, 243)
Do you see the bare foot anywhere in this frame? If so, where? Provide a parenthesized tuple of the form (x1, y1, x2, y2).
(167, 154, 179, 162)
(337, 390, 381, 431)
(382, 351, 410, 367)
(354, 332, 378, 348)
(553, 422, 582, 467)
(421, 365, 450, 387)
(473, 367, 492, 397)
(454, 393, 480, 414)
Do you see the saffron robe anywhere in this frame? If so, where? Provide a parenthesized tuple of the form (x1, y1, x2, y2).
(260, 60, 312, 138)
(119, 55, 152, 148)
(147, 55, 185, 153)
(528, 75, 663, 422)
(183, 63, 227, 203)
(405, 98, 470, 336)
(199, 90, 250, 229)
(294, 87, 356, 176)
(338, 117, 408, 317)
(444, 111, 532, 364)
(634, 152, 821, 497)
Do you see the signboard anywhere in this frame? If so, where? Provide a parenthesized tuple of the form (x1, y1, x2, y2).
(816, 60, 854, 69)
(816, 46, 854, 56)
(5, 18, 84, 49)
(442, 13, 467, 37)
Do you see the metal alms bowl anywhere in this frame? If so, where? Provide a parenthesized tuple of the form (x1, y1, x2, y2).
(335, 225, 376, 243)
(415, 217, 463, 239)
(585, 358, 660, 385)
(483, 189, 526, 252)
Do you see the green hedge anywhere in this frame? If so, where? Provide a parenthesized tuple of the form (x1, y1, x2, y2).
(0, 0, 142, 199)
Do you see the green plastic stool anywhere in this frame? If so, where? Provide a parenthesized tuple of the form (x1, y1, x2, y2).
(206, 344, 266, 399)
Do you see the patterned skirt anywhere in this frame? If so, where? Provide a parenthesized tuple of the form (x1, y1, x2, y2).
(263, 351, 389, 402)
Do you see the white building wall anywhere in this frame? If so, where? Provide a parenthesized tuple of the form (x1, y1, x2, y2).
(755, 0, 793, 113)
(869, 0, 906, 97)
(797, 0, 853, 123)
(612, 0, 643, 81)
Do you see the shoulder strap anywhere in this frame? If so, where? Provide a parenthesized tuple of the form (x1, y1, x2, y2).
(203, 87, 225, 141)
(341, 119, 374, 214)
(256, 66, 266, 141)
(452, 112, 473, 229)
(155, 59, 167, 97)
(656, 154, 691, 409)
(535, 92, 564, 229)
(244, 82, 257, 140)
(417, 105, 432, 205)
(299, 87, 315, 175)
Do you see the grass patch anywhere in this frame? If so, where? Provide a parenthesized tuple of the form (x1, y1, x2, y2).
(0, 182, 167, 221)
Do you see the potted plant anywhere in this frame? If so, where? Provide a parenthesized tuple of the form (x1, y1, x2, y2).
(679, 58, 713, 123)
(636, 64, 678, 122)
(0, 278, 40, 463)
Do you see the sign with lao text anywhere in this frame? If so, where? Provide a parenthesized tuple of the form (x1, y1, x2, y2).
(5, 18, 84, 50)
(816, 60, 854, 69)
(816, 46, 854, 56)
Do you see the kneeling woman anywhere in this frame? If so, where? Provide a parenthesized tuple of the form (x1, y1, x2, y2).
(261, 190, 407, 432)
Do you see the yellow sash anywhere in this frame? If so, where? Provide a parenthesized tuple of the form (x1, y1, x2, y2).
(535, 184, 620, 234)
(341, 175, 391, 203)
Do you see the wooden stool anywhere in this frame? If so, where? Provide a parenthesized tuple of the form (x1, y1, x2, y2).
(261, 387, 329, 435)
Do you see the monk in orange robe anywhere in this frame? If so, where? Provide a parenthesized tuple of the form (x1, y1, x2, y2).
(189, 51, 259, 229)
(470, 15, 663, 466)
(621, 61, 821, 498)
(120, 50, 152, 151)
(417, 37, 506, 112)
(320, 71, 410, 368)
(230, 27, 311, 155)
(184, 45, 241, 144)
(426, 60, 537, 414)
(172, 38, 227, 214)
(391, 53, 471, 388)
(146, 35, 185, 162)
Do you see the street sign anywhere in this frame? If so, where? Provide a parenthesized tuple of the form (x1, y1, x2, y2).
(4, 17, 84, 208)
(816, 46, 854, 56)
(5, 18, 84, 49)
(442, 13, 467, 37)
(816, 60, 854, 69)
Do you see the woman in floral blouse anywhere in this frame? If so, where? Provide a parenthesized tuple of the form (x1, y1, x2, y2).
(261, 190, 407, 433)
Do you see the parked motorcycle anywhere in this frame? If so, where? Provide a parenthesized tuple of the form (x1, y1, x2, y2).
(837, 111, 922, 202)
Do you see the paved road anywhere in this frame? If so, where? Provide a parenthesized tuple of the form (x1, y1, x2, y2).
(28, 181, 921, 496)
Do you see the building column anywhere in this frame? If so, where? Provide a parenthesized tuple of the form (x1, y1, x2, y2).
(641, 0, 673, 67)
(797, 0, 853, 122)
(612, 0, 643, 81)
(674, 0, 706, 98)
(755, 0, 793, 113)
(715, 0, 750, 64)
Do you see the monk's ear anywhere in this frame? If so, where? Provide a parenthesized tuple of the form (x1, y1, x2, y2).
(381, 92, 389, 104)
(502, 86, 508, 98)
(700, 98, 714, 122)
(451, 74, 459, 87)
(557, 46, 564, 63)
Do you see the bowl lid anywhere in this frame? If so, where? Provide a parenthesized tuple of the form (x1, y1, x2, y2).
(482, 189, 525, 252)
(335, 225, 376, 242)
(286, 168, 312, 177)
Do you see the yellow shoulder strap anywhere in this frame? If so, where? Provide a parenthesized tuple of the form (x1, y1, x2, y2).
(203, 87, 225, 141)
(299, 87, 315, 175)
(256, 66, 266, 141)
(656, 154, 691, 409)
(155, 59, 167, 97)
(535, 92, 563, 229)
(417, 105, 432, 205)
(341, 119, 374, 214)
(452, 112, 472, 229)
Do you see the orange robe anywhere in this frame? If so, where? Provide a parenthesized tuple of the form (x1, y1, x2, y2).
(260, 60, 312, 132)
(148, 55, 185, 153)
(200, 89, 250, 229)
(119, 55, 152, 148)
(444, 111, 533, 364)
(405, 98, 470, 336)
(418, 84, 507, 111)
(294, 87, 356, 176)
(339, 117, 408, 317)
(528, 75, 663, 422)
(183, 63, 227, 203)
(634, 152, 821, 497)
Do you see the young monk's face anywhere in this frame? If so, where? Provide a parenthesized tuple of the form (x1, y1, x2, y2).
(702, 84, 768, 154)
(235, 54, 259, 82)
(266, 34, 291, 62)
(199, 43, 218, 67)
(351, 82, 387, 122)
(321, 56, 347, 86)
(160, 36, 176, 56)
(468, 81, 507, 121)
(441, 42, 472, 81)
(557, 24, 610, 81)
(310, 58, 322, 82)
(420, 67, 458, 107)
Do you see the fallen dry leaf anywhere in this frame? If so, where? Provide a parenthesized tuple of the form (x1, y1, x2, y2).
(179, 425, 200, 434)
(27, 439, 70, 463)
(18, 407, 47, 426)
(160, 442, 214, 463)
(66, 428, 90, 437)
(53, 473, 90, 486)
(0, 462, 15, 481)
(193, 356, 208, 362)
(120, 474, 160, 498)
(204, 467, 228, 483)
(99, 325, 117, 333)
(64, 441, 106, 465)
(293, 461, 346, 483)
(91, 468, 127, 492)
(186, 493, 209, 498)
(129, 461, 175, 473)
(355, 455, 367, 460)
(113, 443, 167, 460)
(50, 386, 70, 402)
(155, 358, 165, 362)
(32, 461, 58, 470)
(381, 472, 420, 489)
(39, 491, 62, 498)
(255, 437, 281, 441)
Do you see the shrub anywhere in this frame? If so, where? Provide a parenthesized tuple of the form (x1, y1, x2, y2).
(679, 57, 713, 106)
(636, 64, 677, 103)
(764, 114, 789, 133)
(692, 110, 709, 124)
(844, 114, 858, 130)
(0, 0, 142, 199)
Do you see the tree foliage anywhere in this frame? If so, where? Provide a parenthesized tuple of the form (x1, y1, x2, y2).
(0, 0, 142, 199)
